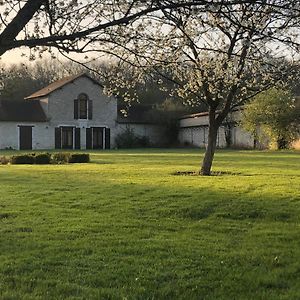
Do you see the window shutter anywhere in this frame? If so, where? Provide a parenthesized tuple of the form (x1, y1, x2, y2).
(105, 127, 111, 149)
(55, 127, 61, 149)
(88, 100, 93, 120)
(74, 99, 79, 119)
(86, 128, 92, 149)
(75, 128, 81, 149)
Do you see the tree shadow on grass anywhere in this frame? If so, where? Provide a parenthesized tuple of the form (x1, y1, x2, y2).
(1, 170, 299, 299)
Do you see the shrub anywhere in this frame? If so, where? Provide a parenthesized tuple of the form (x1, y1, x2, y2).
(115, 128, 150, 148)
(52, 152, 71, 164)
(136, 136, 150, 147)
(115, 128, 136, 148)
(68, 153, 90, 163)
(35, 153, 51, 164)
(0, 156, 9, 165)
(11, 154, 35, 164)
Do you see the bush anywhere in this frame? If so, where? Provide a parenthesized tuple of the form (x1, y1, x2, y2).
(68, 153, 90, 163)
(52, 152, 71, 164)
(135, 136, 150, 147)
(35, 153, 51, 164)
(0, 156, 9, 165)
(115, 128, 150, 148)
(7, 152, 91, 165)
(11, 154, 35, 164)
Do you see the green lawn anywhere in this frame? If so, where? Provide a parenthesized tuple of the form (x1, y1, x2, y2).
(0, 149, 299, 299)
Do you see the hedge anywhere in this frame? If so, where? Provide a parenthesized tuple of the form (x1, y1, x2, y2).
(7, 152, 90, 165)
(35, 153, 51, 164)
(52, 152, 71, 164)
(68, 153, 90, 163)
(11, 154, 35, 164)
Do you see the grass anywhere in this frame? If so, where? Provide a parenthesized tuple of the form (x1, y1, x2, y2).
(0, 148, 299, 299)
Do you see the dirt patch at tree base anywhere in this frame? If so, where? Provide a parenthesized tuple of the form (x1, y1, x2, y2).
(172, 170, 242, 176)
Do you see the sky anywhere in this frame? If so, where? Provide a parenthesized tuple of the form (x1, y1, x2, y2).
(1, 47, 106, 67)
(2, 49, 26, 64)
(1, 48, 47, 66)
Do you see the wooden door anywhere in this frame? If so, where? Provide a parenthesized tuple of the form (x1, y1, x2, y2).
(19, 126, 32, 150)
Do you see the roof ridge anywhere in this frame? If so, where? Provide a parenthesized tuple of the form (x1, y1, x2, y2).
(24, 72, 100, 100)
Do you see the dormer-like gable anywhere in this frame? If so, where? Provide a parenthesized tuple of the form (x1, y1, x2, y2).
(25, 73, 103, 100)
(25, 73, 116, 124)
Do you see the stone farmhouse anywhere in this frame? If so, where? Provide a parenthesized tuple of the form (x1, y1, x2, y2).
(0, 73, 117, 150)
(0, 73, 298, 150)
(0, 73, 165, 150)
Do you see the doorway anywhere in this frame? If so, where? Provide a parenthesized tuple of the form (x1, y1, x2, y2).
(19, 126, 32, 150)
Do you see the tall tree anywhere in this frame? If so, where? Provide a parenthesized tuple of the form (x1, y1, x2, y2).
(103, 1, 300, 174)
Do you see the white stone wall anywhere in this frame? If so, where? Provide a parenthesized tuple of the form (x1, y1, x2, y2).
(178, 126, 227, 148)
(0, 122, 19, 149)
(46, 77, 116, 127)
(47, 77, 116, 126)
(231, 127, 255, 148)
(178, 111, 256, 149)
(178, 127, 207, 147)
(0, 122, 52, 150)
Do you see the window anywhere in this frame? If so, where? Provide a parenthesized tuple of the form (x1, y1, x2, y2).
(74, 94, 92, 120)
(86, 127, 110, 150)
(55, 127, 80, 149)
(78, 93, 88, 119)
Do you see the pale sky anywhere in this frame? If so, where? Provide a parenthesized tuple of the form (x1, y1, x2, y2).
(2, 49, 24, 64)
(1, 47, 106, 67)
(1, 48, 46, 66)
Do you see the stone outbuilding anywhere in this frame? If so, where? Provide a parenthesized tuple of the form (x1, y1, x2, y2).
(178, 110, 256, 149)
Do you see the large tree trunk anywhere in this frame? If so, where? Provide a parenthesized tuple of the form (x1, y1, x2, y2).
(200, 110, 219, 176)
(0, 0, 45, 56)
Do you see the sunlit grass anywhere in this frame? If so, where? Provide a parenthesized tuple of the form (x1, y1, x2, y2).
(0, 149, 299, 299)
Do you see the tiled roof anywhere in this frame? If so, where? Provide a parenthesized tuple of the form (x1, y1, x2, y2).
(0, 100, 47, 122)
(179, 107, 242, 120)
(179, 111, 210, 120)
(25, 73, 102, 100)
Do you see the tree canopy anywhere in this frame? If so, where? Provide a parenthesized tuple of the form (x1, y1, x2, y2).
(1, 1, 300, 174)
(104, 1, 300, 173)
(242, 88, 300, 149)
(0, 0, 243, 58)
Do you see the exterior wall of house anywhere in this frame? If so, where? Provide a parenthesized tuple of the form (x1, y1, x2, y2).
(47, 77, 117, 148)
(231, 126, 255, 148)
(30, 76, 117, 149)
(178, 126, 228, 148)
(178, 111, 255, 149)
(0, 122, 52, 150)
(0, 77, 118, 150)
(0, 122, 19, 149)
(39, 97, 49, 116)
(46, 77, 116, 126)
(116, 123, 166, 146)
